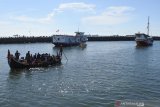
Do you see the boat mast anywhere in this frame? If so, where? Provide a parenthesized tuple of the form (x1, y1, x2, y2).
(147, 16, 150, 36)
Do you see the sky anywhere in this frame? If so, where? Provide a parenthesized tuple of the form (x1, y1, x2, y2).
(0, 0, 160, 37)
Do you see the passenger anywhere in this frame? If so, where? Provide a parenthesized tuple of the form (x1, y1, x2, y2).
(42, 54, 45, 61)
(44, 53, 48, 62)
(33, 53, 37, 59)
(26, 51, 31, 64)
(7, 49, 10, 58)
(60, 45, 63, 56)
(48, 54, 51, 61)
(37, 53, 40, 59)
(44, 56, 47, 62)
(51, 55, 55, 63)
(15, 50, 20, 60)
(30, 54, 33, 62)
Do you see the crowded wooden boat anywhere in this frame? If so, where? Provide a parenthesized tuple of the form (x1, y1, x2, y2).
(7, 48, 63, 69)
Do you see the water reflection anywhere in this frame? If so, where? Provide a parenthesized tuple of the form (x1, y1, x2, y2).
(52, 45, 87, 52)
(8, 68, 40, 79)
(135, 45, 152, 49)
(9, 69, 25, 79)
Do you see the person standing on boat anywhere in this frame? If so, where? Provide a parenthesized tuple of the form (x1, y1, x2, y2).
(15, 50, 20, 60)
(7, 49, 10, 59)
(26, 51, 31, 64)
(59, 45, 63, 56)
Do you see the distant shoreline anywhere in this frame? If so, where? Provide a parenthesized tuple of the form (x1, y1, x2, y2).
(0, 36, 160, 44)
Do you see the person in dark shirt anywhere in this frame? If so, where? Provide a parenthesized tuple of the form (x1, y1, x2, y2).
(59, 45, 63, 56)
(37, 53, 40, 59)
(15, 50, 20, 60)
(7, 49, 10, 59)
(26, 51, 31, 64)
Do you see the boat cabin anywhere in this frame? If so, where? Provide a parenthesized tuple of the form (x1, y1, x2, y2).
(135, 33, 149, 40)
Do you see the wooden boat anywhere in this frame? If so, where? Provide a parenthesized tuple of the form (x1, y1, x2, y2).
(7, 49, 62, 69)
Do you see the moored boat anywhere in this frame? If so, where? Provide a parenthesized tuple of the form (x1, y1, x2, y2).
(7, 49, 62, 69)
(52, 31, 88, 47)
(135, 16, 153, 46)
(135, 33, 153, 46)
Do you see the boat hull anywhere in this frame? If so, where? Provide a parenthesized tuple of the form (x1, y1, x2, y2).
(52, 31, 88, 47)
(53, 42, 80, 47)
(136, 40, 153, 46)
(8, 57, 61, 69)
(135, 33, 153, 46)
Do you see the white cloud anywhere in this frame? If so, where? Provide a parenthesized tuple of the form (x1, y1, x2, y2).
(13, 16, 34, 22)
(12, 12, 55, 24)
(0, 21, 10, 25)
(38, 12, 55, 23)
(12, 2, 95, 24)
(54, 2, 95, 12)
(82, 6, 135, 25)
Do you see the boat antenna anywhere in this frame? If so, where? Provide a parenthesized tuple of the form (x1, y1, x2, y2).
(78, 26, 79, 32)
(147, 16, 150, 36)
(78, 22, 80, 32)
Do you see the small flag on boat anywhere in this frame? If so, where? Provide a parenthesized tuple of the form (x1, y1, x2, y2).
(56, 29, 59, 32)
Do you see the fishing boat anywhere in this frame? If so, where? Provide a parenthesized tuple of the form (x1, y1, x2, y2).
(7, 49, 62, 69)
(135, 17, 153, 46)
(52, 31, 88, 47)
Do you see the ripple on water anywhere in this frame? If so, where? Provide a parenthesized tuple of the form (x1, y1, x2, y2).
(0, 42, 160, 106)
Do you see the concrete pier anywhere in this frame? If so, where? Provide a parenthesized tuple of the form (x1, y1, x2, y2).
(0, 36, 160, 44)
(0, 36, 51, 44)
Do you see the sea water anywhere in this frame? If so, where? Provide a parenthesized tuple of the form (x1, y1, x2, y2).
(0, 41, 160, 107)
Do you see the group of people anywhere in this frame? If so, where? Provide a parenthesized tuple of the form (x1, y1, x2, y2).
(7, 46, 63, 65)
(25, 51, 54, 63)
(14, 50, 61, 64)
